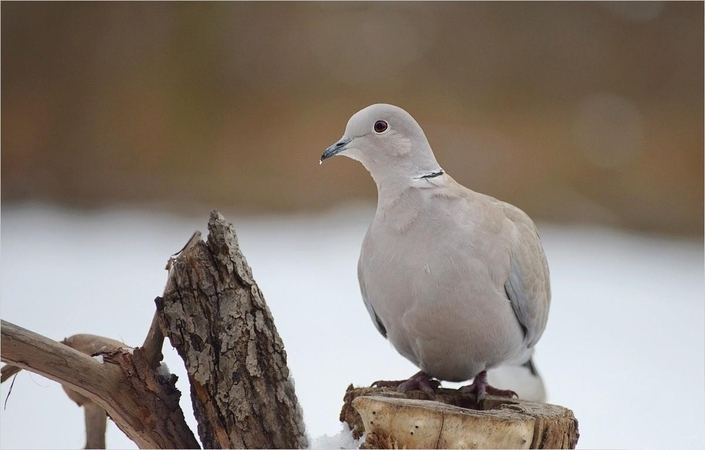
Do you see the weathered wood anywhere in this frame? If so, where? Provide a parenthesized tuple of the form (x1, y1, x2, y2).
(60, 334, 128, 449)
(0, 321, 200, 449)
(83, 402, 108, 449)
(4, 335, 126, 449)
(340, 385, 579, 449)
(142, 311, 165, 370)
(157, 210, 307, 449)
(0, 364, 21, 383)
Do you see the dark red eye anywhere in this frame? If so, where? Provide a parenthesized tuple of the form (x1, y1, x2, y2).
(374, 120, 388, 133)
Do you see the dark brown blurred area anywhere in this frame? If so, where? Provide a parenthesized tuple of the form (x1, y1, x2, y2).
(2, 2, 703, 235)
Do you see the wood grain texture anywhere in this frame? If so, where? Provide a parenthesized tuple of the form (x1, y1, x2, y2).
(340, 385, 579, 449)
(157, 210, 307, 449)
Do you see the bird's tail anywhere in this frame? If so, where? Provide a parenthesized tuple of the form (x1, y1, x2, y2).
(486, 354, 547, 402)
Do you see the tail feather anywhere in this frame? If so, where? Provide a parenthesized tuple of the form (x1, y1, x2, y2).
(487, 355, 547, 402)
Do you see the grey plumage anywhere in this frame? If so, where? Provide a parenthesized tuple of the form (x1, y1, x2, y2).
(322, 104, 551, 400)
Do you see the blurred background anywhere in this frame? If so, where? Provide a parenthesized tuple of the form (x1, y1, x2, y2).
(2, 1, 703, 234)
(2, 2, 704, 450)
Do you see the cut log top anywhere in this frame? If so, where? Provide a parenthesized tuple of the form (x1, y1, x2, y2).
(340, 385, 579, 449)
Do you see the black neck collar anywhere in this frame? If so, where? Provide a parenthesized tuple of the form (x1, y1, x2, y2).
(416, 170, 445, 180)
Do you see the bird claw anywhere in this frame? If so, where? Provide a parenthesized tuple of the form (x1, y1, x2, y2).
(371, 379, 404, 389)
(484, 385, 519, 398)
(459, 370, 518, 403)
(372, 371, 439, 397)
(398, 378, 438, 397)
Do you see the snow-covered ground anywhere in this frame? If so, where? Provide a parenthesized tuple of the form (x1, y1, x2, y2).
(1, 203, 703, 449)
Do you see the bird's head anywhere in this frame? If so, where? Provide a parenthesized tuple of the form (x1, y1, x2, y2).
(321, 104, 442, 185)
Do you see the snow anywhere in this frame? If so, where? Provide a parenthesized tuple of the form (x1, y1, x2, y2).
(309, 425, 362, 449)
(156, 362, 171, 378)
(1, 203, 703, 449)
(92, 355, 104, 364)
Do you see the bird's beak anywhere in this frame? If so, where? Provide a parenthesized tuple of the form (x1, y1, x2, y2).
(320, 137, 352, 163)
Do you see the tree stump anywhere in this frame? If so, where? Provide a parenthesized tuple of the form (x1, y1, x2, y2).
(156, 211, 308, 449)
(340, 385, 579, 449)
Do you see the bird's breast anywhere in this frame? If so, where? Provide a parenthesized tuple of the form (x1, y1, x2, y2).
(358, 215, 524, 381)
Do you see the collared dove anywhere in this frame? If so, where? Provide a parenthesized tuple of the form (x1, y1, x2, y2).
(321, 104, 551, 401)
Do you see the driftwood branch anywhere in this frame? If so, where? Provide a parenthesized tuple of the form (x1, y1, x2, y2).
(3, 334, 127, 448)
(340, 385, 579, 449)
(60, 334, 129, 449)
(82, 402, 108, 449)
(1, 364, 21, 383)
(0, 320, 199, 449)
(156, 210, 308, 449)
(142, 311, 165, 369)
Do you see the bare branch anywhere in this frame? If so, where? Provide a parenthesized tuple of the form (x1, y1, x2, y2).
(1, 320, 200, 449)
(62, 333, 128, 355)
(4, 334, 127, 448)
(83, 402, 108, 449)
(142, 311, 165, 369)
(1, 364, 21, 383)
(2, 334, 126, 385)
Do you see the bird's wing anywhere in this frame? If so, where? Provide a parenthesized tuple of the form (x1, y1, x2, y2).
(358, 256, 388, 338)
(501, 203, 551, 349)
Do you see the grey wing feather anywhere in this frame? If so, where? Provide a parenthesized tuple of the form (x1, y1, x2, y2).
(503, 206, 551, 349)
(358, 259, 388, 338)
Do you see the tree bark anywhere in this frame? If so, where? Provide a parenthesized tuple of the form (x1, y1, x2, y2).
(0, 321, 200, 449)
(156, 210, 307, 449)
(340, 385, 579, 449)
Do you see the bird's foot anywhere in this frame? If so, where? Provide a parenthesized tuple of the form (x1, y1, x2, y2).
(372, 371, 440, 397)
(459, 370, 518, 403)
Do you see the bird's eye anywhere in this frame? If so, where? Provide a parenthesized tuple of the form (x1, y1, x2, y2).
(373, 120, 388, 133)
